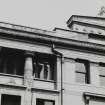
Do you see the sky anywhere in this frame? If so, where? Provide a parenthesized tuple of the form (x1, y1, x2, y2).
(0, 0, 104, 31)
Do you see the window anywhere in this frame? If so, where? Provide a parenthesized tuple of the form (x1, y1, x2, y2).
(75, 59, 90, 84)
(36, 98, 55, 105)
(84, 93, 105, 105)
(33, 53, 56, 81)
(89, 99, 105, 105)
(0, 47, 25, 76)
(99, 62, 105, 86)
(1, 94, 21, 105)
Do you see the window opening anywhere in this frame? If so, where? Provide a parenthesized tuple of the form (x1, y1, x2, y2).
(36, 98, 55, 105)
(75, 59, 90, 84)
(1, 94, 21, 105)
(33, 53, 56, 81)
(0, 47, 25, 76)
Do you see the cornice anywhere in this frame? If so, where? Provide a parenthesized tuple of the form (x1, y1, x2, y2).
(67, 20, 105, 30)
(0, 27, 105, 54)
(67, 15, 105, 26)
(0, 83, 26, 90)
(31, 88, 59, 94)
(54, 27, 88, 35)
(84, 92, 105, 98)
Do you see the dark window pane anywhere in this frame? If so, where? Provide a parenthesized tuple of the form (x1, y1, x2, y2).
(33, 53, 56, 81)
(36, 99, 44, 105)
(1, 94, 21, 105)
(34, 63, 43, 78)
(36, 99, 54, 105)
(0, 47, 24, 76)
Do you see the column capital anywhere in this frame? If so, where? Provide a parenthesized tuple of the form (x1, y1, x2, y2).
(24, 51, 35, 57)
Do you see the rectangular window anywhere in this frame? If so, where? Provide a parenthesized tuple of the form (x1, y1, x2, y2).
(84, 93, 105, 105)
(1, 94, 21, 105)
(36, 98, 55, 105)
(90, 99, 105, 105)
(0, 47, 25, 76)
(75, 59, 90, 84)
(33, 53, 56, 81)
(99, 62, 105, 86)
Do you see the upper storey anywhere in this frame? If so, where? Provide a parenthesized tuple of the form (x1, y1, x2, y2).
(67, 15, 105, 35)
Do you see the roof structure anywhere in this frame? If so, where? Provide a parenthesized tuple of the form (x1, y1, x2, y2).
(67, 15, 105, 28)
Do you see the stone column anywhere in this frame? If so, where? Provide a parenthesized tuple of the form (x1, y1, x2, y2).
(24, 51, 34, 89)
(24, 51, 34, 105)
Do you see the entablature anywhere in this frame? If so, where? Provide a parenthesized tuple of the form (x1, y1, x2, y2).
(0, 22, 105, 55)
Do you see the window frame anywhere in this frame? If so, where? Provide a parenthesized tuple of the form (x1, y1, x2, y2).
(75, 58, 90, 84)
(33, 53, 57, 81)
(36, 98, 55, 105)
(84, 92, 105, 105)
(0, 47, 25, 76)
(1, 94, 21, 105)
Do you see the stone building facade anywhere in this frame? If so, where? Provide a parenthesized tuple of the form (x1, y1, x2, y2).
(0, 15, 105, 105)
